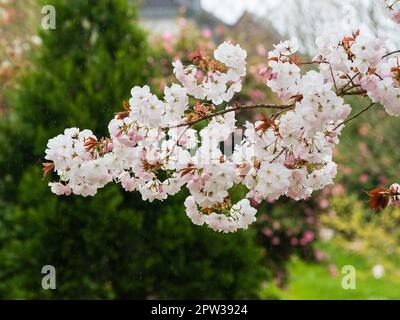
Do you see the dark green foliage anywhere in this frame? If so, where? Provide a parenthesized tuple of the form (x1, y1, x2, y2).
(0, 0, 266, 298)
(0, 167, 266, 299)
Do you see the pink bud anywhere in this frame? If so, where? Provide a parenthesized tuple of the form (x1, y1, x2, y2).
(64, 185, 72, 196)
(127, 129, 135, 137)
(250, 197, 261, 207)
(312, 54, 323, 63)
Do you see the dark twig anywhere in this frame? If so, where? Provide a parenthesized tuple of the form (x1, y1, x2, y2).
(334, 102, 375, 131)
(328, 62, 338, 92)
(270, 147, 287, 164)
(164, 103, 294, 129)
(382, 49, 400, 59)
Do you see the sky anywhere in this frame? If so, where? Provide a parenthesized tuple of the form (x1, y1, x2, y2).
(200, 0, 279, 25)
(200, 0, 400, 52)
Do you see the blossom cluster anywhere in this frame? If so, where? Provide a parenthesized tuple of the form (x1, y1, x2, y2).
(173, 42, 246, 105)
(44, 31, 400, 233)
(314, 31, 400, 116)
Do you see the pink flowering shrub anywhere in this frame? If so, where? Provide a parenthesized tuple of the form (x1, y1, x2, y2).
(0, 0, 40, 112)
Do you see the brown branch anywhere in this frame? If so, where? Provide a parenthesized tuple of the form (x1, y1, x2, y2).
(270, 147, 287, 164)
(341, 89, 367, 96)
(328, 62, 338, 92)
(382, 49, 400, 59)
(163, 86, 371, 131)
(338, 73, 360, 95)
(271, 107, 292, 120)
(161, 65, 377, 133)
(164, 103, 294, 129)
(161, 46, 400, 135)
(334, 102, 375, 131)
(389, 0, 400, 9)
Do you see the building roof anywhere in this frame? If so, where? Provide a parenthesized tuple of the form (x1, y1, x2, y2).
(140, 0, 201, 18)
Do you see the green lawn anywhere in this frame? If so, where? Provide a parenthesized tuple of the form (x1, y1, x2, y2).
(261, 242, 400, 300)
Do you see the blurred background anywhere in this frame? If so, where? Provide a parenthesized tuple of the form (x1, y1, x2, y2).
(0, 0, 399, 299)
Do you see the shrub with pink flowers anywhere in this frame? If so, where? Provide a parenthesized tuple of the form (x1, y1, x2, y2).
(0, 0, 40, 112)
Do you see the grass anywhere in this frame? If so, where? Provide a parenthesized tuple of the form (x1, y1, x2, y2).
(261, 242, 400, 300)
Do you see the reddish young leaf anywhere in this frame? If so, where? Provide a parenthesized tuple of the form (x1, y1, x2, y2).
(84, 136, 98, 152)
(42, 162, 55, 178)
(365, 187, 391, 210)
(122, 100, 130, 111)
(342, 36, 355, 42)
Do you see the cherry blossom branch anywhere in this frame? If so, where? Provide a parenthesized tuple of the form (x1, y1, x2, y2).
(333, 102, 375, 131)
(164, 84, 370, 133)
(44, 29, 400, 233)
(341, 89, 367, 96)
(389, 0, 400, 9)
(270, 147, 287, 164)
(338, 73, 360, 95)
(328, 63, 338, 91)
(175, 83, 369, 130)
(382, 49, 400, 59)
(164, 103, 294, 129)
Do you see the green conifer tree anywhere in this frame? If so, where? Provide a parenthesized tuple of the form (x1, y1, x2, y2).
(0, 0, 266, 298)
